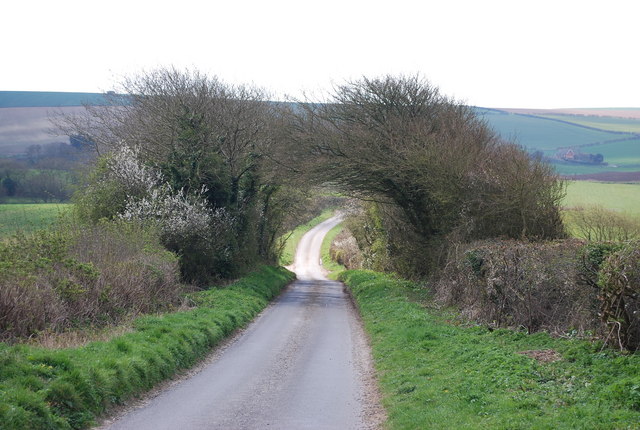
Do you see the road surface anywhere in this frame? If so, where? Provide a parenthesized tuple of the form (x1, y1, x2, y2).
(100, 215, 383, 430)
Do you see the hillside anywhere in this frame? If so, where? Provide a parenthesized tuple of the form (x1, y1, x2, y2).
(477, 108, 640, 176)
(1, 92, 638, 176)
(0, 91, 108, 108)
(0, 91, 110, 155)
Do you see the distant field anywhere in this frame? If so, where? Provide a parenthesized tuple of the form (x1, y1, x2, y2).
(538, 114, 640, 133)
(0, 203, 70, 237)
(563, 181, 640, 214)
(479, 109, 619, 150)
(477, 109, 640, 176)
(0, 91, 108, 108)
(500, 107, 640, 119)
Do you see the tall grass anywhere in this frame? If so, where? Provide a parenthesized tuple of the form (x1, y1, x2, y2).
(320, 222, 345, 278)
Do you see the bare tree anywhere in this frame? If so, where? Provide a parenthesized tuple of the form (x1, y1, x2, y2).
(287, 75, 566, 275)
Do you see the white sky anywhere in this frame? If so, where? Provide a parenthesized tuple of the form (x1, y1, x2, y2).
(2, 0, 639, 108)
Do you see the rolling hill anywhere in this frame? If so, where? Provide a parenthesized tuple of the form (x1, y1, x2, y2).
(477, 108, 640, 176)
(1, 91, 638, 177)
(0, 91, 109, 108)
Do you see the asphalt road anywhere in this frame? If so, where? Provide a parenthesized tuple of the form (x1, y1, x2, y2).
(100, 215, 382, 430)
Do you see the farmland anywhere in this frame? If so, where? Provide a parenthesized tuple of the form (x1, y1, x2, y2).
(478, 108, 640, 176)
(563, 181, 640, 215)
(0, 203, 70, 237)
(537, 114, 640, 133)
(478, 109, 620, 150)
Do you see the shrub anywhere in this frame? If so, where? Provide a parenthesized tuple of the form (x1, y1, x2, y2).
(569, 205, 640, 241)
(329, 228, 363, 270)
(597, 242, 640, 351)
(434, 239, 598, 335)
(0, 220, 184, 341)
(0, 266, 294, 429)
(119, 184, 236, 284)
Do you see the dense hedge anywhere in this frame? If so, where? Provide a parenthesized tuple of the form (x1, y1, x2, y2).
(435, 239, 640, 350)
(0, 266, 294, 429)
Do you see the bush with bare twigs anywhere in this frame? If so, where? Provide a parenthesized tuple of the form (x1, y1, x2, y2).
(0, 221, 184, 341)
(597, 242, 640, 351)
(568, 205, 640, 241)
(434, 239, 598, 335)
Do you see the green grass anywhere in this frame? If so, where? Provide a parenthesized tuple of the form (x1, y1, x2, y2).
(0, 266, 295, 430)
(341, 270, 640, 429)
(320, 221, 345, 279)
(539, 114, 640, 134)
(0, 203, 70, 237)
(563, 181, 640, 215)
(278, 209, 336, 266)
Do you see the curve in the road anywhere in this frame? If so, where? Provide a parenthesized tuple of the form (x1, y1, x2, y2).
(98, 215, 383, 430)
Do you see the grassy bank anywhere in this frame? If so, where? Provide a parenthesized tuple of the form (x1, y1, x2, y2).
(0, 203, 70, 237)
(0, 266, 294, 430)
(341, 270, 640, 429)
(278, 208, 335, 266)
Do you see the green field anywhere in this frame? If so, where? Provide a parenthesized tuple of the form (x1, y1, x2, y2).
(0, 203, 70, 237)
(539, 114, 640, 133)
(478, 109, 640, 176)
(563, 181, 640, 214)
(479, 109, 621, 150)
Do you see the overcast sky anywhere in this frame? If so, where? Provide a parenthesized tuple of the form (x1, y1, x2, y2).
(2, 0, 638, 108)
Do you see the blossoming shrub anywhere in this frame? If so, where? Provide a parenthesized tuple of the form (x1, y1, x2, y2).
(74, 147, 237, 284)
(120, 186, 235, 284)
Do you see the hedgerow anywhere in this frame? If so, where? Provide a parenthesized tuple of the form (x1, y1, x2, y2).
(434, 239, 640, 351)
(0, 221, 182, 341)
(0, 266, 294, 429)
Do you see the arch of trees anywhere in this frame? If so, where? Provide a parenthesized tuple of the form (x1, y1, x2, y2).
(63, 69, 565, 281)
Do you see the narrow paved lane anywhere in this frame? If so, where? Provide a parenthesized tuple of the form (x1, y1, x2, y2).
(100, 215, 382, 430)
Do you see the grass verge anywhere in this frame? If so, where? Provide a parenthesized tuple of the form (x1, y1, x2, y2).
(340, 270, 640, 429)
(0, 266, 294, 430)
(278, 208, 335, 266)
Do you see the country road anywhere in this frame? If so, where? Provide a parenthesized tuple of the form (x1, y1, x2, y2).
(99, 215, 383, 430)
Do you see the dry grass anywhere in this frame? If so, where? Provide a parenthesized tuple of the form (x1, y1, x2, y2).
(22, 322, 135, 349)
